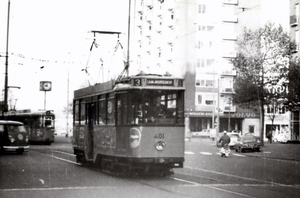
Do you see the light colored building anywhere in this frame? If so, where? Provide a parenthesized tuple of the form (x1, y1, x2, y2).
(128, 0, 291, 140)
(289, 0, 300, 140)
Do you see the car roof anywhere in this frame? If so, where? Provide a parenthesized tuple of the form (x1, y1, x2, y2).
(0, 120, 24, 125)
(228, 133, 240, 136)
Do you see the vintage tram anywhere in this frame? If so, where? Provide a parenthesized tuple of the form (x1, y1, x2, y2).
(73, 73, 185, 175)
(6, 109, 55, 145)
(0, 120, 29, 154)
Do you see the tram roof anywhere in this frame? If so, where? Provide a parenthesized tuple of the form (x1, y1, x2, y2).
(0, 120, 24, 125)
(74, 74, 185, 99)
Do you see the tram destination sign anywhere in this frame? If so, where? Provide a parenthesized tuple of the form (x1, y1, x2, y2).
(146, 79, 174, 86)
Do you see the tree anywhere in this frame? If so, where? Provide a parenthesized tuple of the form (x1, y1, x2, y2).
(231, 23, 294, 146)
(62, 102, 73, 116)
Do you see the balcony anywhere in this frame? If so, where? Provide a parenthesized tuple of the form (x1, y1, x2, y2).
(222, 33, 237, 41)
(223, 16, 238, 23)
(223, 105, 236, 112)
(223, 0, 238, 5)
(145, 0, 153, 8)
(220, 88, 235, 94)
(221, 70, 236, 76)
(290, 15, 299, 27)
(222, 51, 237, 58)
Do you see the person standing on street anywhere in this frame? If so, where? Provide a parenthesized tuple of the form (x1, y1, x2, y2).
(267, 131, 272, 143)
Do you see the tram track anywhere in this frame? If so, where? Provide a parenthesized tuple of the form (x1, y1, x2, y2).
(30, 147, 300, 198)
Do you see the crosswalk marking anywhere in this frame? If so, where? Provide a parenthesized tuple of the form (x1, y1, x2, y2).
(232, 153, 246, 157)
(200, 152, 213, 155)
(185, 151, 195, 155)
(185, 151, 255, 157)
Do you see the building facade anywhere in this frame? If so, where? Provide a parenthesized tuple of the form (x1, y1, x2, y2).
(290, 0, 300, 140)
(128, 0, 292, 140)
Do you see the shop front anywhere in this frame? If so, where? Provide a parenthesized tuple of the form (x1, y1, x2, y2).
(185, 111, 260, 138)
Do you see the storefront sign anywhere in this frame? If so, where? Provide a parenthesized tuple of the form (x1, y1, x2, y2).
(186, 111, 258, 118)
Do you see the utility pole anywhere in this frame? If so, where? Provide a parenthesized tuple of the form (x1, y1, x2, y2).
(3, 0, 10, 116)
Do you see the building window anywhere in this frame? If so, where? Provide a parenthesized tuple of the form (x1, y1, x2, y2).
(198, 4, 206, 14)
(197, 95, 202, 105)
(196, 79, 205, 86)
(249, 125, 255, 133)
(197, 59, 215, 68)
(206, 80, 214, 87)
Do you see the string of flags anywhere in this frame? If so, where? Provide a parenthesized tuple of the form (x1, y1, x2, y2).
(0, 52, 85, 65)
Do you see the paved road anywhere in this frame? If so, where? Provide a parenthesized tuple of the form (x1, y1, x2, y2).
(1, 135, 300, 198)
(187, 137, 300, 162)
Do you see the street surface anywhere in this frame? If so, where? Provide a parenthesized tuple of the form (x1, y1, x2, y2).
(0, 135, 300, 198)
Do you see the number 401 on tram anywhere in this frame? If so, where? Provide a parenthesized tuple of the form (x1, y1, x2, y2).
(73, 73, 185, 176)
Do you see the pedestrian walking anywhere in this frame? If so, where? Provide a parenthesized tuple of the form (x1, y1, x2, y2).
(267, 131, 272, 143)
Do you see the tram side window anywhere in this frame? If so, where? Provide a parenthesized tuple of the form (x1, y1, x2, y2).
(116, 94, 128, 125)
(80, 101, 86, 125)
(128, 94, 135, 124)
(74, 100, 80, 125)
(98, 96, 106, 125)
(177, 91, 184, 124)
(107, 94, 115, 125)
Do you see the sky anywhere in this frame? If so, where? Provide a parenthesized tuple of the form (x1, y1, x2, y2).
(0, 0, 129, 116)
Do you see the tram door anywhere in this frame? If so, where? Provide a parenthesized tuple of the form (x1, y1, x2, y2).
(87, 102, 96, 159)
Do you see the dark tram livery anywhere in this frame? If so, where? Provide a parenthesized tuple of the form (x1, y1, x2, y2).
(73, 73, 185, 175)
(6, 110, 55, 145)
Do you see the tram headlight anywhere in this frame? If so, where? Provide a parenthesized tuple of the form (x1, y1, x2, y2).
(9, 135, 15, 143)
(25, 135, 29, 143)
(155, 141, 166, 151)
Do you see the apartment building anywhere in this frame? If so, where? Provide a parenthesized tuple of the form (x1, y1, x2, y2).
(129, 0, 292, 139)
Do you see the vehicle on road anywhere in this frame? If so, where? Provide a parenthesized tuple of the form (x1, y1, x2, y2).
(0, 120, 29, 154)
(6, 109, 55, 145)
(220, 144, 230, 157)
(216, 132, 241, 148)
(73, 72, 185, 176)
(273, 133, 289, 143)
(235, 133, 261, 153)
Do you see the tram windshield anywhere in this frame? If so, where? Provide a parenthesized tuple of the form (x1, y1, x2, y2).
(129, 89, 184, 125)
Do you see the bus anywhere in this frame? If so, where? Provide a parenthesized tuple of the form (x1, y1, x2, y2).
(6, 109, 55, 145)
(73, 73, 185, 176)
(0, 120, 29, 154)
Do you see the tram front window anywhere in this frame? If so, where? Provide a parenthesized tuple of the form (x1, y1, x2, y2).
(131, 90, 183, 125)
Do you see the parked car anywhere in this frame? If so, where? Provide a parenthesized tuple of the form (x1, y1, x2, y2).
(273, 133, 289, 143)
(235, 133, 261, 153)
(216, 132, 241, 148)
(0, 120, 29, 154)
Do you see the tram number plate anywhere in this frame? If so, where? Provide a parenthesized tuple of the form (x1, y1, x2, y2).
(154, 133, 164, 139)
